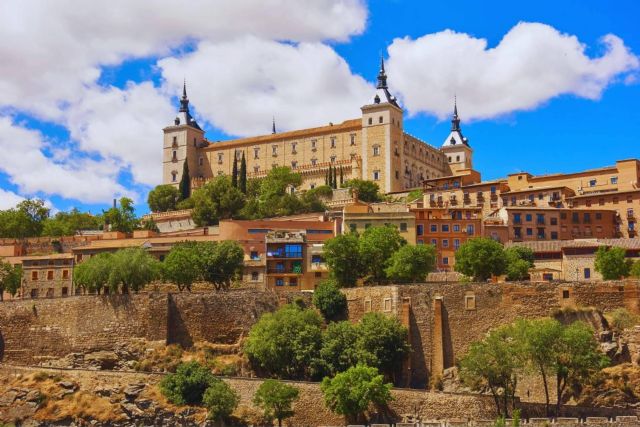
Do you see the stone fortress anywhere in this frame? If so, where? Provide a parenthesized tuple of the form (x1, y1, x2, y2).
(162, 59, 472, 194)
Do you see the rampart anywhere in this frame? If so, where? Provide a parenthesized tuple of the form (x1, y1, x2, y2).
(0, 290, 279, 364)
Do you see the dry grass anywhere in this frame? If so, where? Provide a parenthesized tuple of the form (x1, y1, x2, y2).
(577, 363, 640, 408)
(144, 384, 208, 423)
(35, 391, 126, 423)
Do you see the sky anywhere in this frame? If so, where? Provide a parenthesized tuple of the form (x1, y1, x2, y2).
(0, 0, 638, 215)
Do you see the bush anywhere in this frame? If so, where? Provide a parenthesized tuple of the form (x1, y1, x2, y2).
(356, 312, 410, 376)
(610, 308, 640, 332)
(320, 365, 392, 423)
(454, 238, 507, 281)
(159, 361, 215, 405)
(202, 379, 239, 420)
(313, 279, 347, 321)
(253, 379, 300, 427)
(594, 246, 631, 280)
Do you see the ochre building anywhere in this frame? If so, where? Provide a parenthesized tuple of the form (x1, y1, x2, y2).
(162, 60, 471, 194)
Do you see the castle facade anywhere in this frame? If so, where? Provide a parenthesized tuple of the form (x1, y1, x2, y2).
(162, 60, 472, 193)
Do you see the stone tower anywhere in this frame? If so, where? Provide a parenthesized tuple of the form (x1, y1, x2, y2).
(441, 99, 473, 175)
(361, 57, 405, 193)
(162, 81, 206, 187)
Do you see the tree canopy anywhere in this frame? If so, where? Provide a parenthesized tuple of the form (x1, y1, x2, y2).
(191, 176, 245, 226)
(504, 247, 535, 281)
(385, 244, 436, 283)
(594, 246, 631, 280)
(162, 241, 202, 291)
(312, 279, 347, 321)
(244, 304, 323, 380)
(0, 199, 51, 238)
(253, 379, 300, 427)
(323, 233, 361, 287)
(358, 225, 406, 284)
(342, 179, 382, 203)
(320, 365, 392, 424)
(454, 237, 507, 281)
(73, 252, 113, 294)
(103, 197, 139, 233)
(107, 247, 161, 293)
(0, 261, 22, 300)
(147, 184, 180, 213)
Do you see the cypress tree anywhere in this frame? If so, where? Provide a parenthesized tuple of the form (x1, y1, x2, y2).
(326, 168, 331, 187)
(332, 166, 338, 189)
(179, 160, 191, 200)
(339, 166, 344, 187)
(239, 152, 247, 193)
(231, 154, 238, 188)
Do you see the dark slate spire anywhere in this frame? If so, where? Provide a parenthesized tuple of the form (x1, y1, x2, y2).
(272, 117, 276, 134)
(179, 79, 190, 113)
(451, 96, 461, 132)
(376, 55, 388, 89)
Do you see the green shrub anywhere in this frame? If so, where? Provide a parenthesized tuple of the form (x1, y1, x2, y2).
(159, 361, 215, 405)
(610, 308, 640, 332)
(312, 279, 347, 321)
(202, 380, 239, 420)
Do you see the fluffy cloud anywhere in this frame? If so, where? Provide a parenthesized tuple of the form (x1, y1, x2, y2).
(0, 117, 133, 203)
(0, 0, 367, 119)
(65, 82, 175, 186)
(0, 188, 24, 210)
(386, 22, 639, 120)
(159, 37, 373, 136)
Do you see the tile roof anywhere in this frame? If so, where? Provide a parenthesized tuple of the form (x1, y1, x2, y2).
(506, 238, 640, 252)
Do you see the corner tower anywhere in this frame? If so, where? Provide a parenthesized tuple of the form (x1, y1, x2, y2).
(361, 57, 404, 193)
(162, 82, 206, 187)
(441, 99, 473, 175)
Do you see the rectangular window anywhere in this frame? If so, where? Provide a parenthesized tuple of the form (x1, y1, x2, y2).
(251, 271, 259, 281)
(442, 224, 450, 232)
(291, 161, 297, 169)
(442, 239, 449, 248)
(551, 231, 558, 240)
(250, 251, 260, 260)
(550, 217, 558, 226)
(373, 146, 380, 156)
(490, 186, 496, 194)
(218, 153, 223, 163)
(514, 227, 522, 239)
(584, 213, 591, 223)
(536, 214, 545, 225)
(466, 224, 475, 235)
(525, 214, 532, 222)
(373, 170, 380, 180)
(307, 229, 333, 234)
(584, 268, 591, 279)
(248, 228, 271, 234)
(383, 298, 392, 312)
(595, 212, 602, 220)
(330, 137, 336, 148)
(430, 224, 438, 232)
(31, 271, 38, 280)
(349, 223, 357, 232)
(417, 224, 424, 236)
(431, 238, 437, 246)
(611, 176, 618, 185)
(311, 139, 317, 150)
(589, 179, 597, 187)
(47, 270, 54, 280)
(254, 147, 259, 159)
(572, 213, 579, 223)
(526, 228, 533, 236)
(62, 270, 69, 279)
(442, 257, 449, 265)
(453, 224, 460, 232)
(513, 213, 522, 224)
(289, 278, 298, 286)
(272, 145, 278, 156)
(291, 142, 297, 154)
(399, 222, 407, 232)
(350, 134, 356, 146)
(465, 295, 476, 310)
(275, 278, 284, 286)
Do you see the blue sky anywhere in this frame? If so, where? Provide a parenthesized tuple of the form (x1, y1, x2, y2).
(0, 0, 638, 215)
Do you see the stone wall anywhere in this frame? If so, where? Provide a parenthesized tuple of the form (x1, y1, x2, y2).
(342, 281, 640, 389)
(0, 293, 167, 364)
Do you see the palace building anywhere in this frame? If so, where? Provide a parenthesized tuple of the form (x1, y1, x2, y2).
(162, 59, 472, 194)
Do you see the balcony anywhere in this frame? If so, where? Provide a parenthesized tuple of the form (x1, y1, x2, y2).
(244, 258, 266, 267)
(310, 262, 328, 272)
(267, 268, 303, 275)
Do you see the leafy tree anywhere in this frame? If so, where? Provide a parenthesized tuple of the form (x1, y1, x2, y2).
(0, 261, 22, 300)
(320, 365, 392, 424)
(232, 156, 239, 188)
(147, 184, 180, 212)
(594, 246, 631, 280)
(459, 324, 521, 417)
(0, 199, 50, 238)
(176, 197, 195, 210)
(107, 247, 161, 293)
(200, 240, 244, 291)
(239, 152, 247, 194)
(253, 379, 300, 427)
(298, 186, 330, 213)
(631, 260, 640, 278)
(454, 238, 507, 281)
(359, 225, 406, 284)
(332, 166, 338, 190)
(41, 208, 101, 237)
(179, 160, 191, 200)
(552, 321, 609, 416)
(342, 179, 381, 202)
(319, 321, 360, 376)
(356, 312, 410, 378)
(504, 246, 535, 281)
(505, 246, 534, 265)
(323, 233, 361, 287)
(244, 305, 323, 379)
(73, 252, 113, 294)
(163, 242, 202, 291)
(312, 279, 347, 321)
(385, 244, 436, 283)
(339, 167, 344, 186)
(160, 361, 216, 405)
(191, 176, 245, 226)
(512, 318, 563, 416)
(203, 379, 239, 421)
(103, 197, 139, 233)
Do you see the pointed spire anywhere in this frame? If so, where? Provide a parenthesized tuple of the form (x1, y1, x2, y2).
(179, 79, 190, 113)
(272, 117, 276, 134)
(376, 55, 388, 89)
(451, 95, 461, 132)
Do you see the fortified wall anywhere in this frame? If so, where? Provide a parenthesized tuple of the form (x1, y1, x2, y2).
(341, 281, 640, 388)
(0, 290, 279, 365)
(0, 282, 638, 388)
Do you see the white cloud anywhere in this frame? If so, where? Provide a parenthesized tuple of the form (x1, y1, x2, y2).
(0, 117, 133, 203)
(159, 37, 373, 136)
(0, 188, 24, 210)
(0, 0, 367, 119)
(65, 82, 174, 186)
(386, 22, 640, 120)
